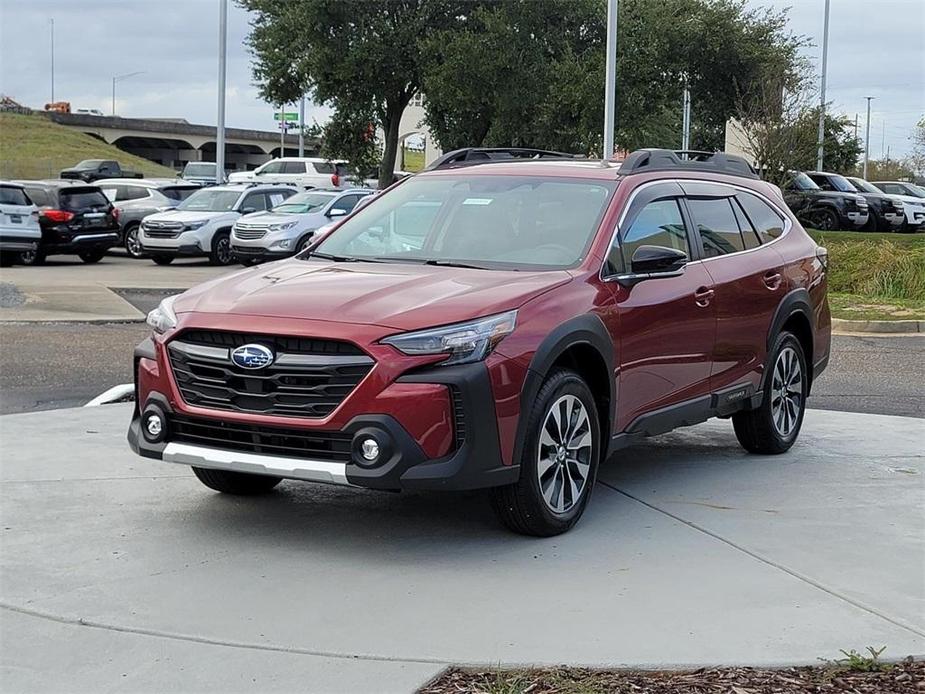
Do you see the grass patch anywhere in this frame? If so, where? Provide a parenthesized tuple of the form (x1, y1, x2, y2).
(0, 112, 178, 180)
(401, 148, 426, 172)
(807, 229, 925, 302)
(829, 293, 925, 321)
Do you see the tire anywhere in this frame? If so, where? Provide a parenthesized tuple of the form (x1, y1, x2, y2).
(862, 209, 882, 232)
(18, 248, 45, 266)
(815, 208, 839, 231)
(296, 233, 315, 254)
(151, 255, 174, 266)
(0, 251, 15, 267)
(78, 251, 105, 264)
(191, 467, 282, 495)
(238, 256, 259, 267)
(123, 224, 145, 259)
(732, 332, 808, 455)
(489, 369, 601, 536)
(209, 231, 234, 266)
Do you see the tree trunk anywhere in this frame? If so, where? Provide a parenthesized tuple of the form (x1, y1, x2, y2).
(379, 101, 404, 190)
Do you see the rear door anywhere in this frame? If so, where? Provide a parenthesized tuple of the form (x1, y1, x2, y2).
(59, 187, 117, 231)
(280, 161, 307, 185)
(602, 182, 717, 431)
(681, 182, 786, 395)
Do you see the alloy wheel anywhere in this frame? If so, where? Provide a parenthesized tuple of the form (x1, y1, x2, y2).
(216, 236, 233, 265)
(771, 346, 803, 437)
(125, 227, 143, 258)
(537, 394, 593, 514)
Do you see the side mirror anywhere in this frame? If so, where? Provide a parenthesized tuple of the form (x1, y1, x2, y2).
(239, 207, 257, 215)
(630, 245, 688, 275)
(327, 207, 348, 218)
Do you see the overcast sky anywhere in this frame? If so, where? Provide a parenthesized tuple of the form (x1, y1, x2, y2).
(1, 0, 922, 158)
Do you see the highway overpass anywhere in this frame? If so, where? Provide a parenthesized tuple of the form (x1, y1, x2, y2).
(44, 112, 321, 172)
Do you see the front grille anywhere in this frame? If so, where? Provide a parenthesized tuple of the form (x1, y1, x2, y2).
(450, 386, 467, 446)
(143, 220, 184, 239)
(144, 229, 181, 239)
(167, 330, 372, 417)
(171, 415, 352, 462)
(233, 228, 267, 240)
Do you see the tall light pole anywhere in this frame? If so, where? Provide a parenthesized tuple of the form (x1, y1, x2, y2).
(815, 0, 831, 171)
(215, 0, 228, 183)
(49, 18, 55, 103)
(863, 96, 874, 179)
(112, 71, 144, 117)
(602, 0, 618, 160)
(298, 95, 305, 157)
(681, 75, 691, 152)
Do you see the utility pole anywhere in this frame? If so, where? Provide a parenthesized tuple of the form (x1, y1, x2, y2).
(49, 18, 55, 103)
(112, 72, 144, 117)
(854, 113, 858, 140)
(881, 120, 886, 158)
(681, 75, 691, 152)
(279, 104, 285, 156)
(602, 0, 618, 160)
(815, 0, 831, 171)
(215, 0, 227, 183)
(863, 96, 874, 179)
(298, 96, 305, 157)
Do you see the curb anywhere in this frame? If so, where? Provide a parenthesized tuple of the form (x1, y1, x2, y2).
(84, 383, 135, 407)
(831, 318, 924, 334)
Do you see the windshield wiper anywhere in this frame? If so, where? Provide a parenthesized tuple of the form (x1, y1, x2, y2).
(423, 259, 493, 270)
(308, 252, 387, 263)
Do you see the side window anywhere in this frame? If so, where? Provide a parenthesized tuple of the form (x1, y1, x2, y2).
(730, 198, 762, 250)
(737, 192, 786, 244)
(335, 194, 362, 213)
(241, 193, 267, 212)
(313, 162, 334, 174)
(687, 197, 745, 258)
(282, 161, 306, 174)
(809, 175, 834, 191)
(24, 187, 49, 207)
(260, 161, 284, 174)
(610, 198, 689, 274)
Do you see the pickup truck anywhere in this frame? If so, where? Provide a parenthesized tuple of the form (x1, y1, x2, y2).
(60, 160, 143, 183)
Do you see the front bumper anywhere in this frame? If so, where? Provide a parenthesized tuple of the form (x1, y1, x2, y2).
(127, 352, 519, 492)
(231, 245, 291, 261)
(845, 210, 869, 228)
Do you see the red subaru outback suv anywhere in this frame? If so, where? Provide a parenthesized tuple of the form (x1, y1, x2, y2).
(129, 148, 830, 536)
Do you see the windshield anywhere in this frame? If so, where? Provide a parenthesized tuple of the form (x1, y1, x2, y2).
(848, 178, 880, 194)
(790, 172, 820, 191)
(312, 174, 617, 270)
(908, 184, 925, 198)
(826, 174, 857, 193)
(272, 191, 336, 214)
(74, 160, 104, 170)
(176, 188, 240, 212)
(183, 163, 215, 177)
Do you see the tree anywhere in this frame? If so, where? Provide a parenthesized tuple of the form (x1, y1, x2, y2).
(240, 0, 465, 189)
(909, 117, 925, 176)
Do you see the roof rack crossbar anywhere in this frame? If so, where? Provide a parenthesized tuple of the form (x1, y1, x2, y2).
(425, 147, 581, 171)
(618, 148, 759, 180)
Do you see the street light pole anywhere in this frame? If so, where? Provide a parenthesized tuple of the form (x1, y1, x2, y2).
(815, 0, 830, 171)
(681, 75, 691, 152)
(863, 96, 874, 179)
(49, 18, 55, 103)
(112, 71, 145, 117)
(216, 0, 227, 183)
(298, 96, 305, 157)
(602, 0, 618, 160)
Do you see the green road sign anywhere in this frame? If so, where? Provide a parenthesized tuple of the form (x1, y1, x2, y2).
(273, 112, 299, 122)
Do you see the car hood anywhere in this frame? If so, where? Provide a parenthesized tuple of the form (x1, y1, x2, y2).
(174, 259, 573, 330)
(235, 210, 325, 226)
(145, 209, 235, 223)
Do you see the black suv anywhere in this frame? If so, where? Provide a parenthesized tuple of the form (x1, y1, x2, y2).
(782, 171, 868, 231)
(13, 180, 120, 265)
(807, 172, 904, 232)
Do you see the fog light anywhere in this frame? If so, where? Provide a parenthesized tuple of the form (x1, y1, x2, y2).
(360, 438, 380, 462)
(146, 415, 163, 438)
(141, 406, 168, 444)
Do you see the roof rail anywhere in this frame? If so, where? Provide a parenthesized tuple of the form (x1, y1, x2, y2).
(425, 147, 580, 171)
(618, 148, 759, 180)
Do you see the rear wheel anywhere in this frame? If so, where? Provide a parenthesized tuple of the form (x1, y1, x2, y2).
(123, 224, 144, 258)
(151, 255, 174, 266)
(18, 248, 45, 266)
(489, 369, 600, 536)
(732, 332, 807, 454)
(192, 467, 282, 495)
(209, 231, 234, 265)
(0, 251, 15, 267)
(78, 251, 105, 264)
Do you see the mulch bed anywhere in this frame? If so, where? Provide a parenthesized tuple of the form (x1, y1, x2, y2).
(420, 658, 923, 693)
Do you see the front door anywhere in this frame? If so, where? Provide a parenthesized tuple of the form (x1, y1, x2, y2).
(601, 182, 717, 432)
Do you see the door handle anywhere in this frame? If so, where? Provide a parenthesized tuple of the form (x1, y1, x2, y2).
(694, 287, 714, 307)
(763, 271, 783, 290)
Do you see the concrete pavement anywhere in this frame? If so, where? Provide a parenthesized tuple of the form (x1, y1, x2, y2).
(1, 404, 922, 692)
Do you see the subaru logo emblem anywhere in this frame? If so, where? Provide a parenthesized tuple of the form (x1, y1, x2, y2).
(231, 343, 274, 370)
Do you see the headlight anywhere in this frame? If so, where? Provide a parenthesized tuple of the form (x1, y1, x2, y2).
(184, 220, 207, 231)
(146, 295, 179, 334)
(381, 310, 517, 366)
(269, 221, 297, 231)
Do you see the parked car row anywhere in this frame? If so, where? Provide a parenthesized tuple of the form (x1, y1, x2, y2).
(783, 170, 924, 232)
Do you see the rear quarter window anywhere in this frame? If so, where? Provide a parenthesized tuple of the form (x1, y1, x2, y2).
(736, 192, 786, 244)
(313, 162, 334, 174)
(0, 186, 31, 206)
(23, 187, 49, 207)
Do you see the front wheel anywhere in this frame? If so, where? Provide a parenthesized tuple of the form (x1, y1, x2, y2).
(78, 251, 105, 264)
(732, 332, 808, 454)
(151, 255, 174, 266)
(192, 467, 282, 495)
(489, 369, 600, 536)
(815, 208, 839, 231)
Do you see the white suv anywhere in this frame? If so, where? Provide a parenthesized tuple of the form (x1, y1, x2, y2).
(227, 158, 353, 189)
(0, 181, 41, 264)
(138, 183, 296, 265)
